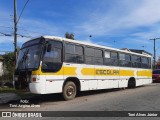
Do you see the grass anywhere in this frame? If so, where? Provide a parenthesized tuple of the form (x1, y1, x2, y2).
(0, 87, 16, 93)
(0, 87, 36, 98)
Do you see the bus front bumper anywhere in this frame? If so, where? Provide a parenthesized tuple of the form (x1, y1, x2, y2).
(29, 82, 46, 94)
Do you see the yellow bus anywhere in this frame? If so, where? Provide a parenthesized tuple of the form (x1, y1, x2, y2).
(14, 36, 152, 100)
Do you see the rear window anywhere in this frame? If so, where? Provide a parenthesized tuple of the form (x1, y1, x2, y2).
(153, 70, 160, 74)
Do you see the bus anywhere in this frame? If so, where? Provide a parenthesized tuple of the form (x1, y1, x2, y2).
(14, 36, 152, 100)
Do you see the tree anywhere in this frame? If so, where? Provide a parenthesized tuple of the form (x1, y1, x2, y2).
(65, 32, 74, 40)
(2, 52, 15, 82)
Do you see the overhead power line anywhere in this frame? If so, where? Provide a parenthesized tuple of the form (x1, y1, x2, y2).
(17, 33, 32, 38)
(14, 0, 30, 62)
(0, 26, 13, 29)
(18, 27, 44, 35)
(16, 0, 30, 24)
(0, 32, 12, 36)
(0, 31, 32, 38)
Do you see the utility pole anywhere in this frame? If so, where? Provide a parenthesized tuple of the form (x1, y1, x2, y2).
(150, 38, 160, 69)
(14, 0, 17, 63)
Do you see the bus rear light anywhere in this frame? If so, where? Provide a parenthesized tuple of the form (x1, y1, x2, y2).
(32, 78, 36, 82)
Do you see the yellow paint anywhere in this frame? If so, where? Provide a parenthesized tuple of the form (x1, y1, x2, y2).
(64, 67, 77, 75)
(137, 70, 152, 78)
(32, 65, 152, 78)
(32, 66, 63, 75)
(120, 70, 134, 76)
(81, 68, 134, 76)
(95, 69, 119, 76)
(32, 66, 77, 76)
(81, 68, 95, 76)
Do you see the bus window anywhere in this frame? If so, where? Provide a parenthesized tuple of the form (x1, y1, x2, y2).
(104, 51, 110, 58)
(85, 47, 94, 64)
(65, 43, 84, 63)
(125, 54, 131, 61)
(110, 52, 118, 66)
(131, 55, 141, 68)
(119, 53, 131, 67)
(94, 49, 103, 65)
(104, 51, 111, 66)
(111, 52, 118, 59)
(141, 57, 149, 68)
(42, 41, 62, 72)
(75, 45, 84, 63)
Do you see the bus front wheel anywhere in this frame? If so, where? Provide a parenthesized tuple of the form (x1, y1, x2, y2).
(63, 81, 77, 100)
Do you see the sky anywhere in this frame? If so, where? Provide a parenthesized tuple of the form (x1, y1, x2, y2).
(0, 0, 160, 58)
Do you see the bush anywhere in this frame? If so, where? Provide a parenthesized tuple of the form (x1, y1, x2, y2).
(0, 81, 4, 87)
(4, 82, 13, 88)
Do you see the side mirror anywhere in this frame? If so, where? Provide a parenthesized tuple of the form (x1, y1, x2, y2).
(47, 44, 52, 52)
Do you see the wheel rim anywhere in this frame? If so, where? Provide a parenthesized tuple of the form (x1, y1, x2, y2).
(66, 86, 75, 96)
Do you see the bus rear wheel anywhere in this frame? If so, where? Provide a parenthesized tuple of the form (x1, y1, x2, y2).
(128, 78, 136, 88)
(63, 81, 77, 100)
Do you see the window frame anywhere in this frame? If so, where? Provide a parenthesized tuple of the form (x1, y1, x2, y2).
(42, 40, 63, 72)
(65, 42, 84, 64)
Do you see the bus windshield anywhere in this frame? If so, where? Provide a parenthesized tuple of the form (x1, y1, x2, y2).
(16, 44, 43, 70)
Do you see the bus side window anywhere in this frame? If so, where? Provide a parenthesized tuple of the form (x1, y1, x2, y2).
(65, 44, 75, 63)
(141, 57, 149, 68)
(104, 51, 111, 66)
(65, 43, 84, 63)
(110, 52, 118, 66)
(119, 53, 131, 67)
(131, 55, 141, 68)
(85, 47, 94, 65)
(94, 49, 103, 65)
(149, 58, 151, 69)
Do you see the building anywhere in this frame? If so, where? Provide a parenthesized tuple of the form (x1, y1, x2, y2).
(121, 48, 152, 56)
(0, 56, 3, 76)
(129, 49, 152, 56)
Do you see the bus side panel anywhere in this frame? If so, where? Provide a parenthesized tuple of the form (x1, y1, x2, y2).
(95, 66, 120, 89)
(79, 64, 96, 90)
(95, 65, 108, 89)
(45, 76, 64, 93)
(63, 63, 95, 91)
(119, 67, 135, 88)
(106, 66, 119, 89)
(137, 68, 152, 86)
(45, 66, 64, 94)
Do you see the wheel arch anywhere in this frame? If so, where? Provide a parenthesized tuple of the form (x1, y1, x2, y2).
(63, 77, 81, 91)
(128, 77, 136, 88)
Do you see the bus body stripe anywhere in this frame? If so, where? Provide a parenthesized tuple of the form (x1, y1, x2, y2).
(32, 66, 152, 78)
(137, 70, 152, 78)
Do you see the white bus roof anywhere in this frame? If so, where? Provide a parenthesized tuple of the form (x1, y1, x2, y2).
(30, 36, 152, 58)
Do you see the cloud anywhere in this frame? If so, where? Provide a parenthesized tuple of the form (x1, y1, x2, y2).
(1, 0, 160, 54)
(75, 0, 160, 37)
(0, 11, 67, 45)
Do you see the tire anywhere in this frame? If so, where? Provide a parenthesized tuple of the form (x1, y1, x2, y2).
(128, 79, 136, 88)
(63, 81, 77, 100)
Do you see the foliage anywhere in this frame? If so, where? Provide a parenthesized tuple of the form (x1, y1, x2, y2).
(1, 52, 15, 82)
(65, 32, 75, 40)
